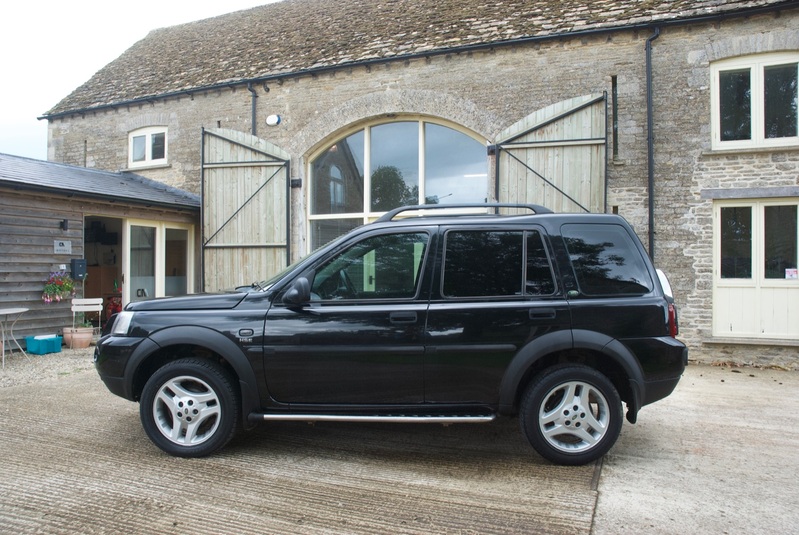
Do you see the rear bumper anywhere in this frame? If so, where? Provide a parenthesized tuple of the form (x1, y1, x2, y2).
(642, 345, 688, 406)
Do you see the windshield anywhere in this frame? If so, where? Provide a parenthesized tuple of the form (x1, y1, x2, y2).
(253, 255, 310, 292)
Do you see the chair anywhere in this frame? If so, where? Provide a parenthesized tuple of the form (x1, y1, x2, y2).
(71, 298, 105, 334)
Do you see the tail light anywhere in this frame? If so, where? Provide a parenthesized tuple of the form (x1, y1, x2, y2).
(667, 303, 679, 338)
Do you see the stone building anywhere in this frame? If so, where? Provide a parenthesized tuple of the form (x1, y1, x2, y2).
(41, 0, 799, 367)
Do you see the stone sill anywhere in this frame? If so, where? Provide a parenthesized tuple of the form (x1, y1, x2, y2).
(125, 163, 171, 172)
(701, 145, 799, 157)
(703, 336, 799, 348)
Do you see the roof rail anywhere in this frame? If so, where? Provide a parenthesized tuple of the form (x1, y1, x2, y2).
(375, 203, 553, 223)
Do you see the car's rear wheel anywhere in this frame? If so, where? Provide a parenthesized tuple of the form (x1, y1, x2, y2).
(140, 358, 239, 457)
(520, 365, 622, 465)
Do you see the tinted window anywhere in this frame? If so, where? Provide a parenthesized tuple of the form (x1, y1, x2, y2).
(442, 230, 555, 298)
(312, 232, 429, 300)
(562, 224, 653, 296)
(526, 231, 556, 295)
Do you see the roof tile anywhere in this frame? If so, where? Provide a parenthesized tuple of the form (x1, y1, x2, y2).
(0, 153, 200, 209)
(45, 0, 794, 116)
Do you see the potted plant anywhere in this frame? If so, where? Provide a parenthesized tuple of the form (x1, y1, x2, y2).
(42, 271, 76, 303)
(63, 313, 94, 349)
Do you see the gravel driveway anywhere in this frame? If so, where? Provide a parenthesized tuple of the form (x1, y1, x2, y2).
(2, 347, 798, 534)
(0, 346, 597, 534)
(0, 346, 96, 388)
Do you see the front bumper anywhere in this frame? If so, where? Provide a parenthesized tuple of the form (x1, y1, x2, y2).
(94, 335, 153, 401)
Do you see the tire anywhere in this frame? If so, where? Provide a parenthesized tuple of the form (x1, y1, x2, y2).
(520, 365, 622, 465)
(140, 358, 240, 457)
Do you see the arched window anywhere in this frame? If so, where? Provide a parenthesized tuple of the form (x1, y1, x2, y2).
(309, 119, 487, 248)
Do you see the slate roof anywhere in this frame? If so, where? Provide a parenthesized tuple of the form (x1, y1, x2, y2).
(0, 153, 200, 210)
(45, 0, 795, 117)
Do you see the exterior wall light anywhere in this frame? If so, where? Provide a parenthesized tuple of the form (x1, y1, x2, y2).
(266, 114, 281, 127)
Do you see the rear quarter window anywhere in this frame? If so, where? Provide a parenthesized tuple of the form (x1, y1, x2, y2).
(561, 223, 653, 296)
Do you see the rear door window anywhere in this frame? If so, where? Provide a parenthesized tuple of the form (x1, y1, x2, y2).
(442, 229, 555, 298)
(562, 223, 653, 296)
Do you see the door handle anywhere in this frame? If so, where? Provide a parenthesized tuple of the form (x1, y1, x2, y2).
(529, 308, 556, 320)
(390, 311, 417, 324)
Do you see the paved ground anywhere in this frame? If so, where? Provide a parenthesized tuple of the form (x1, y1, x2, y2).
(0, 348, 797, 534)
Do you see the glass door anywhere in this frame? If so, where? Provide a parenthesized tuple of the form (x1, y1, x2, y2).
(123, 220, 194, 304)
(165, 228, 189, 296)
(130, 225, 156, 302)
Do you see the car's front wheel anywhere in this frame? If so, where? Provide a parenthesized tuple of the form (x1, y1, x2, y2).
(520, 365, 622, 465)
(140, 358, 239, 457)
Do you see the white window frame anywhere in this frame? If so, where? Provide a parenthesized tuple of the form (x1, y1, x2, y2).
(128, 126, 168, 168)
(710, 52, 799, 151)
(713, 198, 799, 340)
(122, 218, 194, 304)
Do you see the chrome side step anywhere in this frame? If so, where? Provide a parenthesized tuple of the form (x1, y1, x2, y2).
(257, 414, 496, 424)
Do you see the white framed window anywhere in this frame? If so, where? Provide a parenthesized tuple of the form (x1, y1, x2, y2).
(713, 198, 799, 339)
(128, 126, 168, 168)
(710, 52, 798, 151)
(308, 118, 488, 249)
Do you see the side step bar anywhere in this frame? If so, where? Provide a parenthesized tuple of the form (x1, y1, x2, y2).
(255, 414, 496, 424)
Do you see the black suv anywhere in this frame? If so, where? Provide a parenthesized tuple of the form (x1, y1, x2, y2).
(95, 204, 687, 465)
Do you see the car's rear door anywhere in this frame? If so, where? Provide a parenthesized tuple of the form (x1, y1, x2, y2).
(424, 226, 571, 403)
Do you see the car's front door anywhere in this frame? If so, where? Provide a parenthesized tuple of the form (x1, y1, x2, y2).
(264, 230, 432, 404)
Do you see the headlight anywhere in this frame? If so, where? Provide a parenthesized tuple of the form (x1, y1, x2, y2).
(112, 311, 134, 335)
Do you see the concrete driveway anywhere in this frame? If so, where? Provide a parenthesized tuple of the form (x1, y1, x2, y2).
(0, 350, 797, 534)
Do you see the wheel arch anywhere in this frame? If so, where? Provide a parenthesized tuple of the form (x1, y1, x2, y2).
(122, 326, 261, 428)
(498, 329, 645, 423)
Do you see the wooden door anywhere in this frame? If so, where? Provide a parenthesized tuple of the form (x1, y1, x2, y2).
(496, 94, 607, 213)
(201, 128, 290, 292)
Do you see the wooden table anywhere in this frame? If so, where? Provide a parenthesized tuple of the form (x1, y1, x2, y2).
(0, 307, 29, 368)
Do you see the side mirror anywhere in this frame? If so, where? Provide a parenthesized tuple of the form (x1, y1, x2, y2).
(283, 277, 311, 306)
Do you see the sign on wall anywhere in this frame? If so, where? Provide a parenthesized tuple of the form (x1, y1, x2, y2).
(54, 240, 72, 254)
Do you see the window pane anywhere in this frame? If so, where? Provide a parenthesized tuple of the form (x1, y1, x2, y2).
(370, 122, 419, 211)
(311, 131, 365, 215)
(720, 206, 752, 279)
(526, 231, 555, 295)
(311, 232, 428, 300)
(764, 205, 797, 279)
(130, 225, 155, 302)
(719, 69, 752, 141)
(562, 224, 653, 295)
(310, 218, 362, 250)
(424, 123, 487, 204)
(131, 135, 146, 162)
(151, 132, 166, 160)
(165, 228, 188, 295)
(443, 231, 524, 297)
(764, 63, 798, 139)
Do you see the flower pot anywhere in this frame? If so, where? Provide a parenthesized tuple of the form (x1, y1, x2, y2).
(63, 327, 93, 349)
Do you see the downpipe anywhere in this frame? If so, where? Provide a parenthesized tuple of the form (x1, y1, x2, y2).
(645, 27, 660, 261)
(247, 82, 258, 136)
